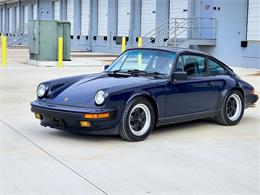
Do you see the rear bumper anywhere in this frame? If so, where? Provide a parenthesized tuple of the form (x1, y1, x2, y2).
(31, 101, 120, 135)
(245, 94, 259, 108)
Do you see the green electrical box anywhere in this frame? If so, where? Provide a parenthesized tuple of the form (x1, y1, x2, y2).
(29, 20, 71, 61)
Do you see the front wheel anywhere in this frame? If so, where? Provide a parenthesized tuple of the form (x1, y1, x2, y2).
(120, 97, 155, 142)
(216, 90, 244, 125)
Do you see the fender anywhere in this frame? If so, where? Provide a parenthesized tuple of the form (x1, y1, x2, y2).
(125, 90, 160, 121)
(216, 79, 245, 110)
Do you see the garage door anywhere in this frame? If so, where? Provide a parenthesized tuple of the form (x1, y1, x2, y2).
(117, 0, 131, 36)
(9, 8, 13, 33)
(81, 0, 90, 35)
(67, 0, 74, 35)
(141, 0, 156, 37)
(169, 0, 188, 38)
(54, 0, 60, 20)
(247, 0, 260, 41)
(0, 9, 3, 32)
(33, 4, 37, 20)
(24, 5, 29, 33)
(97, 0, 108, 36)
(16, 7, 19, 29)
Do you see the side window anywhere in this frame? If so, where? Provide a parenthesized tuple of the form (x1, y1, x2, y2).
(175, 56, 184, 72)
(208, 59, 226, 75)
(183, 55, 207, 77)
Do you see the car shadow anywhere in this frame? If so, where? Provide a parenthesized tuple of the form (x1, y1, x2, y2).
(47, 128, 122, 142)
(45, 118, 216, 142)
(44, 116, 257, 142)
(152, 118, 217, 135)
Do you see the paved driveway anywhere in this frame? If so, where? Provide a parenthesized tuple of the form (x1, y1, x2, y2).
(1, 64, 259, 195)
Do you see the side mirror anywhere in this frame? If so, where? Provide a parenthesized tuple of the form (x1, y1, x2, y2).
(104, 65, 110, 70)
(172, 71, 188, 80)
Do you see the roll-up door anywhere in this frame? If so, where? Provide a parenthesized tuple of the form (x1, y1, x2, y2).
(117, 0, 131, 36)
(247, 0, 260, 41)
(0, 9, 2, 32)
(81, 0, 90, 35)
(9, 8, 13, 33)
(54, 0, 60, 20)
(33, 4, 37, 20)
(141, 0, 156, 37)
(169, 0, 188, 38)
(97, 0, 108, 36)
(24, 5, 29, 33)
(2, 9, 5, 32)
(16, 7, 19, 29)
(67, 0, 74, 35)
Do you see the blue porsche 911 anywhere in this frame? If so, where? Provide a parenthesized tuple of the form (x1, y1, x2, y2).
(31, 48, 258, 141)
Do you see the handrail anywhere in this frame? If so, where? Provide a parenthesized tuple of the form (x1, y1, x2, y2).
(7, 23, 29, 46)
(141, 17, 216, 48)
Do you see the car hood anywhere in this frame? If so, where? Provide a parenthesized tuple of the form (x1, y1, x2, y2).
(43, 73, 159, 107)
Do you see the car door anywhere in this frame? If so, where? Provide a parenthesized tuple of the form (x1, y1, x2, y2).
(206, 57, 229, 108)
(165, 54, 219, 117)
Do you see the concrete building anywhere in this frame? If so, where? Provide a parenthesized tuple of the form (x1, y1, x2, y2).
(0, 0, 259, 68)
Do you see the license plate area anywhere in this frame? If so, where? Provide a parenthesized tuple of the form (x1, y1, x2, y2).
(52, 117, 67, 128)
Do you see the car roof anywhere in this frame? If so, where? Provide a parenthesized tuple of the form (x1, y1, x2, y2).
(127, 47, 210, 57)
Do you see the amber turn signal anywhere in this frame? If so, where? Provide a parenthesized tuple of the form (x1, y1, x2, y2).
(83, 112, 110, 119)
(35, 113, 42, 120)
(80, 121, 91, 127)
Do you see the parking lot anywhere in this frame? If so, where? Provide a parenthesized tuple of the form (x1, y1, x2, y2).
(1, 57, 260, 194)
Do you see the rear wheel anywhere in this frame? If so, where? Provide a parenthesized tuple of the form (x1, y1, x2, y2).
(120, 97, 155, 141)
(216, 90, 244, 125)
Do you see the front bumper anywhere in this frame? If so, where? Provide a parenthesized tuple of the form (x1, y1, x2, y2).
(31, 101, 120, 135)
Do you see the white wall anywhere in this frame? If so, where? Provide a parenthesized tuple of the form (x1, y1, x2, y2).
(197, 0, 260, 68)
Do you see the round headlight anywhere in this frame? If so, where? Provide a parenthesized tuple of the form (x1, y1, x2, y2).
(37, 83, 48, 98)
(95, 90, 107, 105)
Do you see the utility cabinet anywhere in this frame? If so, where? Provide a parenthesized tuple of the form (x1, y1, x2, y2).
(29, 20, 71, 61)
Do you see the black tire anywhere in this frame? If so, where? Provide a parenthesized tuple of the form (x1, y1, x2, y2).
(216, 90, 244, 126)
(119, 97, 155, 142)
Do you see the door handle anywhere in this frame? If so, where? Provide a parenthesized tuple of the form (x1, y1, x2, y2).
(207, 81, 214, 86)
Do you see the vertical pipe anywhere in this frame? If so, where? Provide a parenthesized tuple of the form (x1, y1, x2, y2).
(58, 36, 63, 67)
(138, 36, 142, 48)
(137, 37, 142, 65)
(121, 36, 126, 52)
(1, 35, 7, 67)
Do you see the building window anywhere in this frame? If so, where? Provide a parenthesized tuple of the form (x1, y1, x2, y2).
(247, 0, 260, 41)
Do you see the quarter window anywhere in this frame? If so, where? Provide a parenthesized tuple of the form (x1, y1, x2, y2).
(182, 55, 207, 77)
(208, 59, 226, 75)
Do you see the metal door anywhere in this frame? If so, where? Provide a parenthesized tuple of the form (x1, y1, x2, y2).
(67, 0, 74, 35)
(54, 0, 60, 20)
(81, 0, 90, 35)
(117, 0, 131, 36)
(169, 0, 188, 39)
(97, 0, 108, 36)
(141, 0, 156, 37)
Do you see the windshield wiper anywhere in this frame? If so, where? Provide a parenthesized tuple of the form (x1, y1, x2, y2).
(127, 69, 148, 75)
(107, 69, 167, 78)
(107, 69, 131, 75)
(145, 71, 167, 77)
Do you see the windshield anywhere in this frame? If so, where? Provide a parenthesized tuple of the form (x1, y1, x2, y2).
(106, 49, 176, 76)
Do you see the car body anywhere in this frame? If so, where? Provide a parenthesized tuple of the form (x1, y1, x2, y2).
(31, 48, 258, 141)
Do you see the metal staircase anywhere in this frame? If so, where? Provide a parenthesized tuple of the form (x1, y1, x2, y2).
(8, 24, 29, 46)
(142, 17, 217, 49)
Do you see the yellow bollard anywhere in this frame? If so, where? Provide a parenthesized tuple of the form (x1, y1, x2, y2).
(137, 37, 142, 65)
(58, 36, 63, 67)
(121, 36, 126, 53)
(1, 35, 7, 67)
(138, 37, 142, 48)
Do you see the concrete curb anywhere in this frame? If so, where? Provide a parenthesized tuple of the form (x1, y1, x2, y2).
(27, 59, 106, 67)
